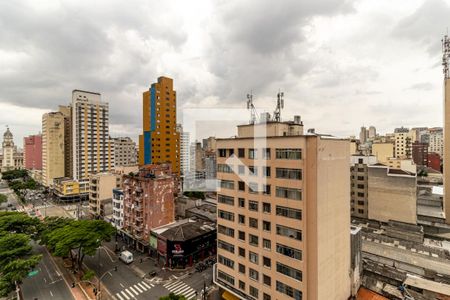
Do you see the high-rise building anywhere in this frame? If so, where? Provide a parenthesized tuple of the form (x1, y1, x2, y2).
(111, 137, 137, 167)
(412, 141, 429, 167)
(429, 127, 443, 157)
(214, 118, 351, 300)
(177, 124, 190, 176)
(350, 155, 377, 219)
(368, 126, 376, 140)
(122, 164, 175, 251)
(359, 126, 368, 144)
(444, 35, 450, 225)
(23, 134, 42, 170)
(42, 112, 65, 187)
(58, 105, 73, 178)
(394, 128, 412, 159)
(139, 76, 180, 175)
(72, 90, 114, 180)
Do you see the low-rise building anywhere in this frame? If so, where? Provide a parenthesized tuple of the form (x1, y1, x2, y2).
(112, 188, 124, 229)
(412, 141, 428, 167)
(89, 172, 121, 218)
(122, 164, 176, 252)
(350, 155, 377, 219)
(53, 177, 89, 202)
(150, 219, 216, 270)
(371, 143, 394, 164)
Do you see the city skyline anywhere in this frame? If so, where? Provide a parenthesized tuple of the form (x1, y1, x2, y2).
(1, 0, 450, 146)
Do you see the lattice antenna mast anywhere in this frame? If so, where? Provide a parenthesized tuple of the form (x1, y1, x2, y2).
(443, 34, 450, 79)
(273, 91, 284, 122)
(247, 92, 258, 124)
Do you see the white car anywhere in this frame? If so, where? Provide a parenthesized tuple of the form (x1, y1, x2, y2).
(119, 250, 133, 264)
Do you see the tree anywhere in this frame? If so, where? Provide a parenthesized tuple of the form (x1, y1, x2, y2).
(43, 220, 115, 269)
(1, 169, 28, 181)
(0, 194, 7, 204)
(159, 293, 187, 300)
(0, 212, 42, 297)
(183, 191, 205, 200)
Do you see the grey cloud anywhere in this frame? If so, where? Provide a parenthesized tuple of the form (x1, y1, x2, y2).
(392, 0, 450, 55)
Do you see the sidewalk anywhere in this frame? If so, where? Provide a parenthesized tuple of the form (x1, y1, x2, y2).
(52, 255, 89, 300)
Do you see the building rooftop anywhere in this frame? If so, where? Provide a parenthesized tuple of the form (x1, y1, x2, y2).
(152, 219, 216, 241)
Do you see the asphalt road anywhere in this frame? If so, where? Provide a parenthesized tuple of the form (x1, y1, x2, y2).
(21, 243, 75, 300)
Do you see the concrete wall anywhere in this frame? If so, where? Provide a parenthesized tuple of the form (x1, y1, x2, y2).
(368, 166, 417, 224)
(372, 143, 393, 163)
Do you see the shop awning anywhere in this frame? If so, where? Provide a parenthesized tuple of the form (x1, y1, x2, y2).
(222, 290, 240, 300)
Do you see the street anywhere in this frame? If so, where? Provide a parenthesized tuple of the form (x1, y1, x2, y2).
(21, 242, 75, 300)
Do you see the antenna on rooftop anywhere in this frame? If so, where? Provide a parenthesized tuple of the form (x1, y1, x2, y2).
(273, 90, 284, 122)
(442, 34, 450, 79)
(247, 92, 258, 124)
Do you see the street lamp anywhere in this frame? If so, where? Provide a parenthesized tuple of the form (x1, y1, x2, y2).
(96, 266, 118, 300)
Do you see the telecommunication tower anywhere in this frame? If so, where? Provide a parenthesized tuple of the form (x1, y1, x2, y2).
(273, 91, 284, 122)
(443, 34, 450, 79)
(247, 92, 258, 124)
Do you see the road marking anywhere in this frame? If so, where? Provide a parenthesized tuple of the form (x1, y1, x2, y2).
(115, 293, 125, 300)
(136, 282, 147, 291)
(128, 285, 139, 296)
(184, 290, 196, 299)
(133, 284, 143, 293)
(44, 277, 47, 283)
(108, 271, 113, 277)
(120, 283, 125, 288)
(120, 291, 130, 300)
(141, 281, 152, 289)
(50, 290, 53, 297)
(124, 289, 134, 298)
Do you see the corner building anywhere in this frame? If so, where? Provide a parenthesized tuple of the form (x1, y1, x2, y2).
(139, 76, 180, 175)
(213, 119, 351, 300)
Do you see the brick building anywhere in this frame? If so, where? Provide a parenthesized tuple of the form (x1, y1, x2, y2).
(23, 134, 42, 170)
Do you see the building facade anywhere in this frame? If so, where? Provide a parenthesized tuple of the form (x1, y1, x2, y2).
(429, 127, 443, 157)
(139, 77, 180, 175)
(112, 189, 124, 229)
(214, 119, 351, 300)
(89, 172, 121, 218)
(412, 141, 428, 167)
(111, 137, 137, 167)
(371, 142, 394, 164)
(72, 90, 114, 180)
(350, 155, 377, 219)
(58, 105, 73, 178)
(0, 128, 23, 172)
(368, 165, 417, 224)
(42, 112, 65, 187)
(177, 124, 190, 176)
(394, 128, 412, 159)
(122, 164, 176, 252)
(23, 134, 42, 170)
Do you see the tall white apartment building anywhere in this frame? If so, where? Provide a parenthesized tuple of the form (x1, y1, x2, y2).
(72, 90, 114, 180)
(177, 124, 191, 176)
(429, 127, 443, 156)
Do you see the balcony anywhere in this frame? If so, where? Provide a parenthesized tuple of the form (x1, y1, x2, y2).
(213, 264, 255, 300)
(135, 224, 144, 231)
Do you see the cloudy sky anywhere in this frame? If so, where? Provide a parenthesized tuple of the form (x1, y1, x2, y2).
(1, 0, 449, 147)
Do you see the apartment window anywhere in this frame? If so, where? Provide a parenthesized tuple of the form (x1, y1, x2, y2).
(238, 181, 245, 191)
(249, 234, 259, 246)
(276, 148, 301, 159)
(249, 217, 258, 229)
(238, 231, 246, 241)
(238, 165, 245, 175)
(238, 247, 245, 257)
(239, 280, 245, 291)
(263, 221, 271, 231)
(217, 164, 233, 173)
(238, 263, 245, 274)
(276, 206, 302, 220)
(357, 192, 364, 197)
(218, 179, 236, 191)
(229, 149, 234, 156)
(218, 210, 234, 221)
(358, 209, 364, 214)
(263, 202, 271, 213)
(276, 281, 302, 300)
(249, 200, 258, 211)
(263, 256, 271, 268)
(250, 286, 259, 298)
(263, 238, 271, 250)
(276, 187, 302, 200)
(249, 251, 259, 264)
(218, 255, 234, 269)
(238, 198, 245, 208)
(276, 225, 302, 241)
(263, 274, 271, 286)
(357, 184, 364, 189)
(218, 194, 234, 206)
(263, 293, 271, 300)
(218, 225, 234, 237)
(357, 176, 364, 180)
(262, 166, 271, 177)
(357, 200, 365, 205)
(249, 182, 258, 193)
(276, 262, 302, 281)
(218, 149, 227, 157)
(358, 158, 363, 164)
(218, 270, 235, 286)
(249, 268, 259, 281)
(249, 148, 257, 159)
(238, 214, 245, 224)
(238, 247, 245, 258)
(238, 148, 245, 158)
(249, 166, 258, 176)
(357, 168, 364, 172)
(218, 240, 235, 254)
(276, 243, 302, 260)
(263, 184, 271, 195)
(276, 168, 302, 180)
(263, 148, 271, 159)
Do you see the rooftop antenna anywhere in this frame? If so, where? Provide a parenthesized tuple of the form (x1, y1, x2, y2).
(247, 92, 258, 124)
(273, 90, 284, 122)
(442, 33, 450, 79)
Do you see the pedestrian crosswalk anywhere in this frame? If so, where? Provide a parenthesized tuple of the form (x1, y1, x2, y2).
(163, 280, 196, 299)
(115, 281, 154, 300)
(16, 204, 53, 212)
